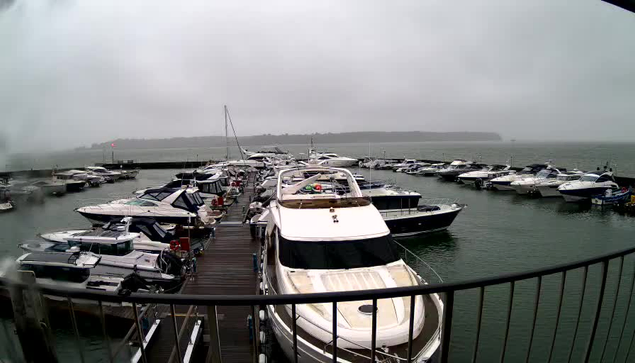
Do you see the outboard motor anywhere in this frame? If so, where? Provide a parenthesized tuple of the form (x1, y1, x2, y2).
(121, 273, 151, 292)
(159, 251, 185, 277)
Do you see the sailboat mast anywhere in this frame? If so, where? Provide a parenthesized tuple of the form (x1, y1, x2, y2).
(224, 105, 229, 160)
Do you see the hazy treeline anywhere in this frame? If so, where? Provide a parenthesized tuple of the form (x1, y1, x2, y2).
(81, 131, 502, 150)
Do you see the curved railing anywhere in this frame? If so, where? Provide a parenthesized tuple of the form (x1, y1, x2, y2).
(2, 244, 635, 362)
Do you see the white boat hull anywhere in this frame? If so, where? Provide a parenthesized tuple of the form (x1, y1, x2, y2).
(535, 185, 562, 197)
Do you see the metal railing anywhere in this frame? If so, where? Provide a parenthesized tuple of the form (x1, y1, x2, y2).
(3, 244, 635, 362)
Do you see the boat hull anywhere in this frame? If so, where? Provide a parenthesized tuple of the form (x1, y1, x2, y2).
(535, 185, 562, 197)
(383, 206, 463, 237)
(559, 187, 614, 203)
(65, 181, 86, 192)
(489, 181, 515, 191)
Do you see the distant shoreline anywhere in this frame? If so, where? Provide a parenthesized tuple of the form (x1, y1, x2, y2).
(79, 131, 502, 151)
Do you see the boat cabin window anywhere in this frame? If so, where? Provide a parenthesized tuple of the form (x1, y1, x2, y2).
(536, 170, 556, 179)
(596, 175, 613, 183)
(278, 234, 400, 269)
(199, 181, 224, 195)
(164, 180, 189, 188)
(172, 192, 198, 211)
(580, 175, 599, 182)
(190, 192, 205, 206)
(141, 190, 174, 201)
(126, 199, 157, 207)
(19, 264, 90, 283)
(78, 241, 133, 256)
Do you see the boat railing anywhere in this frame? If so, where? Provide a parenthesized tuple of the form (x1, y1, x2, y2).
(3, 243, 635, 363)
(393, 240, 444, 285)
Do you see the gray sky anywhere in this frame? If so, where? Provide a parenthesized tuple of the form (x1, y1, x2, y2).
(1, 0, 634, 152)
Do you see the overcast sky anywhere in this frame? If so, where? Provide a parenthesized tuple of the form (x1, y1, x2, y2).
(0, 0, 634, 152)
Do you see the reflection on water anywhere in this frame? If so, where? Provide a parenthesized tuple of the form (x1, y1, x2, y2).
(397, 230, 459, 254)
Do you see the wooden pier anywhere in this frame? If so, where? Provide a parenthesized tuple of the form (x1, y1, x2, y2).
(142, 172, 261, 363)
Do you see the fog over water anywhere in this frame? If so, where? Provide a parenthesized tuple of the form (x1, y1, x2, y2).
(1, 0, 635, 153)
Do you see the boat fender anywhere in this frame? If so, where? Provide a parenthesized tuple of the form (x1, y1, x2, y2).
(259, 282, 264, 292)
(260, 331, 266, 344)
(259, 354, 267, 363)
(259, 310, 266, 321)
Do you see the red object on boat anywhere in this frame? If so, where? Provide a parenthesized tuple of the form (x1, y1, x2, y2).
(217, 196, 224, 206)
(179, 237, 190, 251)
(169, 240, 180, 251)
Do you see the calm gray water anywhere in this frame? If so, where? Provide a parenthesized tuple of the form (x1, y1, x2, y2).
(2, 142, 635, 362)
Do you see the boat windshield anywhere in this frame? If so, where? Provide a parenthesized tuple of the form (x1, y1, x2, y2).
(278, 234, 400, 269)
(126, 199, 157, 207)
(580, 175, 599, 182)
(19, 264, 90, 283)
(536, 170, 555, 179)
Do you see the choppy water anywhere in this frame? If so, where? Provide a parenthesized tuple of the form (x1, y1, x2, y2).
(1, 142, 635, 362)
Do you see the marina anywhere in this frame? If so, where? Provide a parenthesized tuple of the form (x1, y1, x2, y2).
(2, 148, 635, 362)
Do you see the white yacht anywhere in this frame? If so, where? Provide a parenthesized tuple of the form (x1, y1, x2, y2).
(534, 171, 584, 197)
(19, 236, 182, 287)
(11, 252, 124, 294)
(52, 170, 89, 191)
(489, 164, 548, 191)
(392, 159, 418, 171)
(86, 166, 123, 182)
(416, 163, 446, 176)
(558, 171, 619, 202)
(28, 179, 67, 196)
(310, 151, 358, 167)
(457, 165, 512, 186)
(510, 167, 565, 195)
(76, 188, 216, 226)
(436, 160, 479, 181)
(260, 166, 443, 362)
(39, 217, 174, 253)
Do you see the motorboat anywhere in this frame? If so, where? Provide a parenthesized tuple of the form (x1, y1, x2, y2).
(532, 171, 583, 197)
(401, 163, 431, 174)
(380, 201, 464, 237)
(19, 237, 182, 287)
(52, 170, 89, 191)
(260, 166, 443, 362)
(436, 160, 480, 181)
(416, 163, 446, 176)
(30, 179, 67, 196)
(135, 175, 227, 201)
(392, 158, 418, 171)
(8, 252, 157, 298)
(457, 165, 512, 187)
(120, 169, 139, 179)
(558, 171, 620, 203)
(488, 164, 549, 191)
(309, 151, 358, 167)
(510, 167, 566, 195)
(86, 166, 123, 182)
(76, 188, 217, 226)
(39, 217, 174, 252)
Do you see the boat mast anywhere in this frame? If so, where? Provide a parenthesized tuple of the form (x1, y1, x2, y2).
(224, 105, 229, 160)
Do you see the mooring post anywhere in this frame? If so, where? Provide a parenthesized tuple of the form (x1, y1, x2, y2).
(206, 305, 222, 363)
(10, 271, 58, 363)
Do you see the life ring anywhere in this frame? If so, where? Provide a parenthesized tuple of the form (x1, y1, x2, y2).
(314, 184, 322, 191)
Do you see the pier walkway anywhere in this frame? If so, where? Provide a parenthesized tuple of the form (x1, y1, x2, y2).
(143, 173, 260, 363)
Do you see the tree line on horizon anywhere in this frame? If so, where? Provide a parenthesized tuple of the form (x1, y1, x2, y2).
(80, 131, 502, 150)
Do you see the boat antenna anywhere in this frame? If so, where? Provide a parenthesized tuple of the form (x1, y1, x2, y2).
(224, 105, 246, 161)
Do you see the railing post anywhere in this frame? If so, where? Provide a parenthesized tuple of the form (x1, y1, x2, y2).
(332, 301, 338, 362)
(292, 304, 298, 363)
(440, 291, 454, 363)
(583, 260, 609, 362)
(9, 271, 58, 363)
(206, 305, 222, 363)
